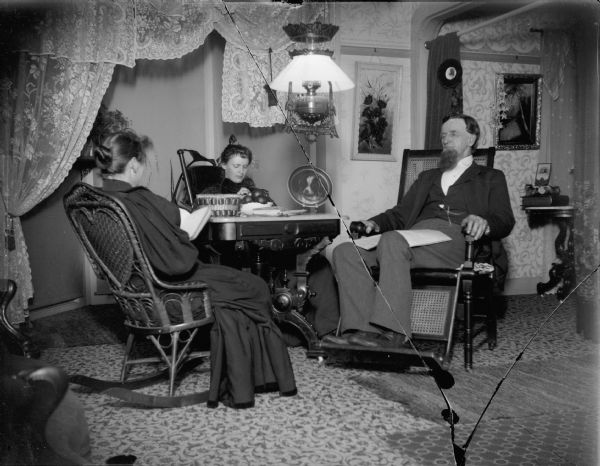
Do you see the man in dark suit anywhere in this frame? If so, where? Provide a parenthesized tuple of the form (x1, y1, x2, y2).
(326, 114, 515, 348)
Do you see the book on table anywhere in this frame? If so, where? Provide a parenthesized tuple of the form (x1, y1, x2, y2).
(353, 229, 452, 251)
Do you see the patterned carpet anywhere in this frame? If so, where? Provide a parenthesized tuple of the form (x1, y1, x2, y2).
(36, 294, 599, 466)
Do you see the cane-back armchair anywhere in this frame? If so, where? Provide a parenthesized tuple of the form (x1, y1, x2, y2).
(63, 183, 214, 396)
(400, 147, 504, 368)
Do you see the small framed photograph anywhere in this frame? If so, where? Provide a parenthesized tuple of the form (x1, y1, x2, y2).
(535, 163, 552, 186)
(495, 73, 542, 150)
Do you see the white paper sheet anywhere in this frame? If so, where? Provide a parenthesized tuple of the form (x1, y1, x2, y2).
(179, 206, 211, 240)
(353, 229, 452, 250)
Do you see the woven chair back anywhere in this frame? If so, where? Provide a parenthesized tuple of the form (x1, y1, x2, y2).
(64, 183, 199, 330)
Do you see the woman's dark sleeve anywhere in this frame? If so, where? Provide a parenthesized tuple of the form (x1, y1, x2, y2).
(122, 189, 199, 277)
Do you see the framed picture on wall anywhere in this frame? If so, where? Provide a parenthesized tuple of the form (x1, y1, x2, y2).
(535, 162, 552, 186)
(352, 62, 402, 161)
(495, 73, 542, 150)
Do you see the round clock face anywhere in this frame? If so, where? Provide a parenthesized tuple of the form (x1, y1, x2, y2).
(288, 165, 332, 208)
(437, 59, 462, 88)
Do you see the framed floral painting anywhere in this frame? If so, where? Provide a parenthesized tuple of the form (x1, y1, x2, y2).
(352, 62, 402, 161)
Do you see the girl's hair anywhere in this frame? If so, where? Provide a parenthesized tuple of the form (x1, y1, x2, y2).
(93, 130, 149, 175)
(219, 134, 253, 165)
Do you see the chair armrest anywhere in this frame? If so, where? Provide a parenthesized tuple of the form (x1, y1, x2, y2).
(411, 268, 461, 285)
(153, 279, 210, 291)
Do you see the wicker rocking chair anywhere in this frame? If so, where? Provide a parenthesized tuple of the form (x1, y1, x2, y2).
(63, 183, 214, 397)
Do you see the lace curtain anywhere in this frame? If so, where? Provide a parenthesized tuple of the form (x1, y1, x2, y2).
(0, 53, 115, 323)
(217, 2, 329, 127)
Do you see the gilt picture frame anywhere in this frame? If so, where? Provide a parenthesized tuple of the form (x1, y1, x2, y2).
(352, 62, 402, 161)
(495, 73, 542, 150)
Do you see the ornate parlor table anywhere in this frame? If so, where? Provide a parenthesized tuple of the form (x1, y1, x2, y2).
(204, 212, 340, 356)
(524, 206, 575, 300)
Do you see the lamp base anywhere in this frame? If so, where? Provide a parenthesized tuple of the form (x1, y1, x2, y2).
(283, 85, 339, 140)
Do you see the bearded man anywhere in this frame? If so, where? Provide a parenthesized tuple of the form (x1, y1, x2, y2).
(327, 114, 515, 348)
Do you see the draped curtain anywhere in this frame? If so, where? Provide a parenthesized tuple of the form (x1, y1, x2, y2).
(0, 54, 114, 322)
(572, 17, 600, 341)
(424, 32, 462, 149)
(542, 8, 600, 342)
(0, 0, 323, 324)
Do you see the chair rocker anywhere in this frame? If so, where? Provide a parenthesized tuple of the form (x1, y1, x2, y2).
(64, 183, 214, 397)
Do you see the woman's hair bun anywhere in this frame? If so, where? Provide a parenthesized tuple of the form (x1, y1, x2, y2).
(93, 143, 113, 171)
(228, 134, 237, 145)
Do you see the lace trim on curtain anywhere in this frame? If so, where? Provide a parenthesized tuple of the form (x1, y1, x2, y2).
(135, 2, 218, 61)
(541, 30, 575, 101)
(4, 1, 221, 66)
(33, 1, 135, 65)
(221, 44, 287, 127)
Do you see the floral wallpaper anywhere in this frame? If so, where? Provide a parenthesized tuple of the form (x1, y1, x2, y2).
(462, 60, 542, 281)
(444, 13, 545, 284)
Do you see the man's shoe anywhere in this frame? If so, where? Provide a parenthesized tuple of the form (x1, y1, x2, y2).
(321, 334, 350, 345)
(378, 331, 412, 349)
(348, 331, 381, 348)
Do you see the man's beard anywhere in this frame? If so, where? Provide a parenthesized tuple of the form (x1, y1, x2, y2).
(439, 149, 459, 171)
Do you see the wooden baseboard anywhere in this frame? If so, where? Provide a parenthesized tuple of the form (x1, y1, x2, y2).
(29, 294, 115, 320)
(28, 298, 86, 321)
(502, 277, 542, 296)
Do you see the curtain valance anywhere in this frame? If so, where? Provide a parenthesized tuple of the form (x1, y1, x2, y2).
(1, 1, 326, 64)
(0, 0, 218, 66)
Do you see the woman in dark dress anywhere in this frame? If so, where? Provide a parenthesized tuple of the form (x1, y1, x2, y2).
(201, 135, 274, 203)
(94, 130, 296, 408)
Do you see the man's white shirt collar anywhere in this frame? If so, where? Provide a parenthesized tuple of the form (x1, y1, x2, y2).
(441, 155, 473, 195)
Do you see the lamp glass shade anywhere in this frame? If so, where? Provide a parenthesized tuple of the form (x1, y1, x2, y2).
(270, 54, 354, 93)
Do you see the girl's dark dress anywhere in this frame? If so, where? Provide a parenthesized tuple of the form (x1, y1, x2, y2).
(103, 179, 296, 408)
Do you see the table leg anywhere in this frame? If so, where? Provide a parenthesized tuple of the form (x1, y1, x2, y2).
(270, 237, 331, 357)
(536, 216, 575, 300)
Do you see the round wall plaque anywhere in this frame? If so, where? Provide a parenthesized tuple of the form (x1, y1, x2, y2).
(437, 59, 462, 88)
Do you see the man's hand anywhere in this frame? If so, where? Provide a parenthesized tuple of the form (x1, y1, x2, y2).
(362, 220, 380, 235)
(461, 214, 490, 240)
(349, 220, 380, 238)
